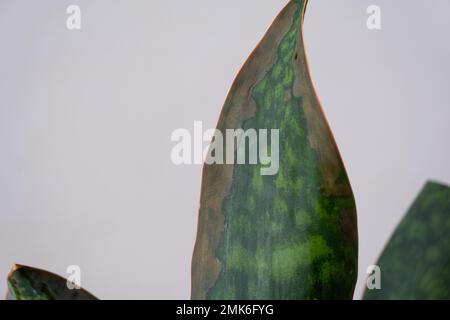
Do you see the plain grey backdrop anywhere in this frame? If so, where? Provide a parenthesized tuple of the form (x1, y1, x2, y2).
(0, 0, 449, 299)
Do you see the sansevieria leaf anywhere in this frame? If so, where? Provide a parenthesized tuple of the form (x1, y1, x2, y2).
(364, 181, 450, 300)
(6, 265, 98, 300)
(191, 0, 358, 300)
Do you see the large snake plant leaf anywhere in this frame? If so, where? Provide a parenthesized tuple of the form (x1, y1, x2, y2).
(364, 181, 450, 300)
(6, 265, 98, 300)
(191, 0, 357, 300)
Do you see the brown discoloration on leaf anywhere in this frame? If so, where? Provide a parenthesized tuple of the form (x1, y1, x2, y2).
(292, 7, 351, 199)
(341, 208, 359, 246)
(292, 4, 357, 265)
(191, 2, 299, 300)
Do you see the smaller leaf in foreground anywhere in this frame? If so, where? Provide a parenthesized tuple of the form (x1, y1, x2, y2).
(364, 181, 450, 300)
(6, 264, 98, 300)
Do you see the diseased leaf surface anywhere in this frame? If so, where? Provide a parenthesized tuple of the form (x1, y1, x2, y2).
(192, 0, 357, 300)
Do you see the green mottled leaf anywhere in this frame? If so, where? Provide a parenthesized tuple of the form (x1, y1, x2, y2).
(192, 0, 357, 300)
(364, 181, 450, 300)
(6, 265, 98, 300)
